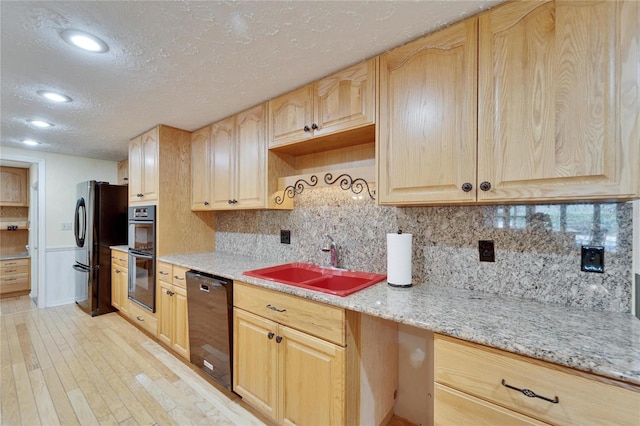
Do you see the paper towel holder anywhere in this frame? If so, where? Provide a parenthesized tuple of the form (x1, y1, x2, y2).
(387, 230, 413, 288)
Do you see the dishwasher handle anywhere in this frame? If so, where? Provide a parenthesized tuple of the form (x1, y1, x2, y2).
(186, 271, 233, 304)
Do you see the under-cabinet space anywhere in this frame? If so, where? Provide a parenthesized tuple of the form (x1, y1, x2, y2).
(268, 142, 376, 206)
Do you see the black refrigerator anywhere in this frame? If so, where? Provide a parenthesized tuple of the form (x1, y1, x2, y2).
(73, 181, 128, 316)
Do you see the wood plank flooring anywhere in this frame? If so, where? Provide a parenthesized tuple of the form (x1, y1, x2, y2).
(0, 295, 266, 426)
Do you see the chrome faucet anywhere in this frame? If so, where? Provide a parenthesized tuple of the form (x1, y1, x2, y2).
(322, 235, 339, 268)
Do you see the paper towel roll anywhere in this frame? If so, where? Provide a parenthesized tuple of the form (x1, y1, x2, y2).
(387, 232, 412, 287)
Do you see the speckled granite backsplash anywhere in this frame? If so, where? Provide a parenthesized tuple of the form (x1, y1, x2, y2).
(216, 187, 633, 313)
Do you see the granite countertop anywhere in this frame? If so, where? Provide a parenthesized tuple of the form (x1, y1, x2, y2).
(160, 251, 640, 386)
(0, 253, 30, 261)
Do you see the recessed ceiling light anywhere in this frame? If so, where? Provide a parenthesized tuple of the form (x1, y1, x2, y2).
(61, 29, 109, 53)
(27, 119, 54, 128)
(22, 140, 40, 146)
(37, 90, 72, 103)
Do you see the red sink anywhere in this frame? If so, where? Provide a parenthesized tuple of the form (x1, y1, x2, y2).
(243, 263, 386, 297)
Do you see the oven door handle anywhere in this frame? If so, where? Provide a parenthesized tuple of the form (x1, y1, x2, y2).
(129, 251, 154, 260)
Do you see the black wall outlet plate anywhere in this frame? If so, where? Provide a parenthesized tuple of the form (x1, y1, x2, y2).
(280, 230, 291, 244)
(581, 245, 604, 273)
(479, 240, 495, 262)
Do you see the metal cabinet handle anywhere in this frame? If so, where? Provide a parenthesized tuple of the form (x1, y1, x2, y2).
(266, 304, 286, 313)
(461, 182, 473, 192)
(275, 336, 283, 343)
(303, 125, 311, 132)
(159, 271, 169, 276)
(5, 269, 16, 273)
(136, 316, 145, 322)
(311, 123, 318, 130)
(166, 290, 174, 296)
(174, 276, 184, 281)
(267, 332, 275, 340)
(480, 181, 492, 191)
(115, 269, 121, 274)
(204, 201, 210, 206)
(501, 379, 559, 404)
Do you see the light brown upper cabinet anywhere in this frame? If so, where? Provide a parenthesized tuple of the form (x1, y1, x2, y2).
(478, 0, 639, 203)
(128, 127, 159, 204)
(379, 0, 639, 205)
(378, 18, 478, 205)
(191, 104, 269, 210)
(0, 167, 29, 206)
(269, 58, 376, 153)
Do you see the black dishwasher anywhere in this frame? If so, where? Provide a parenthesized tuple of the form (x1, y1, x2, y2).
(186, 271, 233, 391)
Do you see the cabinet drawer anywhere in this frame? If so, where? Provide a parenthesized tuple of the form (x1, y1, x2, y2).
(1, 258, 29, 268)
(0, 264, 29, 275)
(127, 300, 158, 336)
(435, 335, 640, 426)
(156, 261, 172, 281)
(234, 281, 345, 346)
(172, 266, 189, 288)
(111, 251, 128, 267)
(435, 383, 547, 426)
(0, 273, 30, 294)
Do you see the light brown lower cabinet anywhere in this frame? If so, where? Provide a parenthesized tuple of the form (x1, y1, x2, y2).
(434, 334, 640, 426)
(111, 250, 128, 316)
(233, 281, 398, 425)
(0, 257, 30, 297)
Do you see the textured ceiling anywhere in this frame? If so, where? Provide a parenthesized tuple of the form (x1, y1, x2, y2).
(1, 0, 504, 162)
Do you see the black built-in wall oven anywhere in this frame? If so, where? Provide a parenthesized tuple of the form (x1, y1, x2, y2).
(128, 206, 156, 312)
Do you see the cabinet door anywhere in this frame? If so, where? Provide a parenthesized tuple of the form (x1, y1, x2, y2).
(117, 160, 128, 185)
(478, 0, 639, 202)
(128, 135, 143, 203)
(191, 126, 212, 210)
(236, 104, 267, 208)
(234, 309, 278, 422)
(435, 384, 547, 426)
(378, 18, 478, 205)
(172, 285, 190, 360)
(111, 264, 122, 310)
(210, 116, 236, 209)
(0, 167, 29, 206)
(269, 85, 313, 148)
(118, 267, 128, 316)
(279, 325, 345, 426)
(140, 128, 159, 201)
(157, 279, 173, 347)
(313, 58, 376, 138)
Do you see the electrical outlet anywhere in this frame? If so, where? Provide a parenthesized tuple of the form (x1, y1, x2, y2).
(581, 245, 604, 273)
(280, 230, 291, 244)
(478, 240, 495, 262)
(61, 223, 72, 231)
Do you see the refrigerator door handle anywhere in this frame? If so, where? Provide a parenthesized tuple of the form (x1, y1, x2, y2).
(74, 198, 87, 247)
(72, 263, 91, 273)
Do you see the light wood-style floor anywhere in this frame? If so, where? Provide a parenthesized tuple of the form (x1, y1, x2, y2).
(0, 295, 266, 426)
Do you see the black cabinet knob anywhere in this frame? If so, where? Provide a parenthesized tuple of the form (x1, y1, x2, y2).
(303, 125, 310, 132)
(311, 123, 318, 130)
(461, 183, 473, 192)
(204, 201, 209, 206)
(480, 181, 492, 191)
(228, 200, 233, 204)
(267, 332, 275, 340)
(275, 336, 283, 343)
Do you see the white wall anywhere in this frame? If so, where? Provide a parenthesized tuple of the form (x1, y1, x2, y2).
(1, 147, 118, 247)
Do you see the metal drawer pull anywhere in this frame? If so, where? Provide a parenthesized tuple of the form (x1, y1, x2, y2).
(174, 276, 185, 280)
(501, 379, 559, 404)
(159, 271, 169, 275)
(136, 316, 145, 322)
(266, 304, 286, 313)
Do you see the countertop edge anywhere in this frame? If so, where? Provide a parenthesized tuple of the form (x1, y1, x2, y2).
(158, 251, 640, 387)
